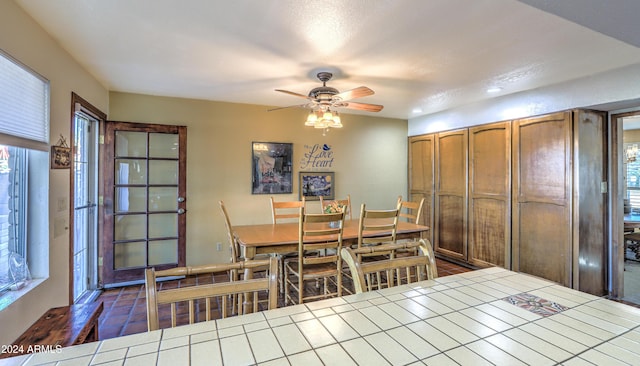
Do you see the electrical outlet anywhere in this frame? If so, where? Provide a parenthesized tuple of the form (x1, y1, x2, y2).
(216, 242, 222, 251)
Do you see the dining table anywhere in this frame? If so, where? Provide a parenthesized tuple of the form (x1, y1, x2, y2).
(4, 267, 639, 365)
(233, 219, 430, 314)
(624, 212, 640, 232)
(233, 219, 430, 261)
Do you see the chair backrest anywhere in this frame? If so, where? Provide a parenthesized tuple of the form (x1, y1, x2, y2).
(397, 196, 426, 224)
(270, 196, 305, 223)
(298, 207, 345, 262)
(145, 257, 278, 331)
(219, 200, 239, 263)
(357, 202, 400, 249)
(341, 239, 437, 293)
(319, 194, 352, 220)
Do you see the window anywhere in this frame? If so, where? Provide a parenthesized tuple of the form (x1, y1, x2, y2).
(0, 49, 49, 304)
(0, 147, 26, 292)
(625, 142, 640, 210)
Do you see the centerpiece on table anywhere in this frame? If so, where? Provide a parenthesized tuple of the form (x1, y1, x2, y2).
(324, 201, 345, 227)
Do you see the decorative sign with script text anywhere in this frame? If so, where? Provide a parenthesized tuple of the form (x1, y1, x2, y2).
(300, 144, 335, 170)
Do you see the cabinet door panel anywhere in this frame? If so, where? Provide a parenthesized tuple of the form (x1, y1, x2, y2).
(437, 195, 465, 255)
(438, 134, 466, 193)
(435, 130, 467, 260)
(513, 112, 572, 286)
(469, 122, 511, 268)
(470, 197, 507, 267)
(409, 135, 435, 245)
(472, 127, 508, 195)
(519, 119, 569, 203)
(410, 138, 432, 192)
(518, 202, 570, 284)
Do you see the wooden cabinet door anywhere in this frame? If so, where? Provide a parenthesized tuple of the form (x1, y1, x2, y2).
(512, 112, 572, 286)
(468, 122, 511, 268)
(408, 135, 434, 245)
(573, 110, 607, 295)
(435, 129, 468, 261)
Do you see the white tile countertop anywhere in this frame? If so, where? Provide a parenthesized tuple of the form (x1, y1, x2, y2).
(2, 267, 640, 365)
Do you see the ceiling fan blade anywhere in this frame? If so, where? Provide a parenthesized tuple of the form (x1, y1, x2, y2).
(275, 89, 311, 100)
(333, 86, 374, 101)
(343, 101, 384, 112)
(267, 103, 308, 112)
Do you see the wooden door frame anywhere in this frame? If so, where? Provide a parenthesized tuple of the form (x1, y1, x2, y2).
(69, 92, 107, 304)
(610, 110, 640, 299)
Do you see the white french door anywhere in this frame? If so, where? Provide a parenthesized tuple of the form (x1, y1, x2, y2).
(72, 111, 99, 302)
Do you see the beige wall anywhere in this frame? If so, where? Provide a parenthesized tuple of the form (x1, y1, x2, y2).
(109, 92, 408, 265)
(0, 1, 109, 345)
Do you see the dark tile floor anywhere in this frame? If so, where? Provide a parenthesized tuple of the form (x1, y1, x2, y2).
(95, 258, 472, 340)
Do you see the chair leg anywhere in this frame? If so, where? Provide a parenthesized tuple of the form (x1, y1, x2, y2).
(276, 254, 284, 294)
(298, 276, 303, 305)
(230, 269, 238, 315)
(284, 264, 289, 305)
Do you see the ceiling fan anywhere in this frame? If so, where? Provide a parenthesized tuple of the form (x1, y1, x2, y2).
(269, 72, 384, 113)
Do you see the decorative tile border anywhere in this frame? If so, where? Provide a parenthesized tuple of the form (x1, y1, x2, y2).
(504, 292, 568, 317)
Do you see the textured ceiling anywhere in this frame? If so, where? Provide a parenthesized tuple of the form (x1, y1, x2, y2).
(14, 0, 640, 119)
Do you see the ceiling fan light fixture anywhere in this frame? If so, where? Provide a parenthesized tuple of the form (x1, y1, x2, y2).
(305, 110, 318, 126)
(314, 118, 329, 129)
(304, 107, 343, 130)
(276, 71, 382, 132)
(329, 112, 343, 128)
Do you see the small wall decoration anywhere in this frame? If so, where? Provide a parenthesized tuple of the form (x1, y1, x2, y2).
(299, 171, 334, 201)
(252, 142, 293, 194)
(300, 143, 335, 170)
(51, 134, 71, 169)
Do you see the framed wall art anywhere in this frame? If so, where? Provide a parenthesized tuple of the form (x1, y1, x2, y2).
(299, 171, 334, 201)
(50, 135, 71, 169)
(252, 141, 293, 194)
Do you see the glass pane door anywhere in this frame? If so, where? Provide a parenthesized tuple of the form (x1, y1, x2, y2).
(102, 122, 186, 285)
(73, 113, 98, 302)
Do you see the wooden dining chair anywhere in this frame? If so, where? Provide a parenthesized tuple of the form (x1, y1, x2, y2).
(269, 196, 306, 292)
(348, 202, 401, 289)
(341, 239, 437, 294)
(270, 196, 306, 223)
(357, 202, 401, 252)
(319, 194, 352, 220)
(397, 196, 425, 224)
(145, 257, 278, 331)
(219, 200, 271, 313)
(284, 207, 345, 305)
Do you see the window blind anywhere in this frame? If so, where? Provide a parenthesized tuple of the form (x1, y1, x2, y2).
(0, 50, 49, 151)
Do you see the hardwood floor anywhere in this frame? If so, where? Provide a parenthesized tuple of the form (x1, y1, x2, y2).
(95, 258, 472, 340)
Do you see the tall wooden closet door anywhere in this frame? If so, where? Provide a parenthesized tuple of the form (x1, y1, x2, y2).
(573, 110, 607, 295)
(512, 112, 572, 286)
(468, 122, 511, 268)
(435, 129, 468, 261)
(408, 135, 434, 245)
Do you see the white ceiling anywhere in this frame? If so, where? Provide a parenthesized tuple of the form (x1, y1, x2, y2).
(14, 0, 640, 120)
